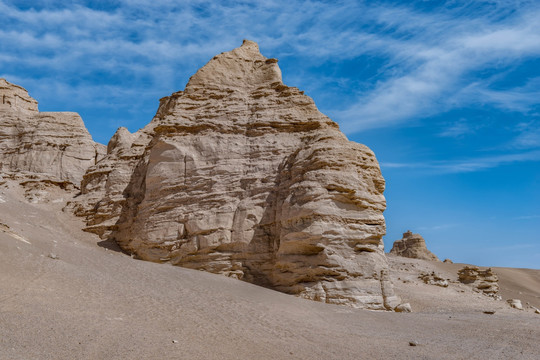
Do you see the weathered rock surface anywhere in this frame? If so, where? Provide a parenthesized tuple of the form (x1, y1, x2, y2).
(389, 230, 440, 261)
(67, 125, 154, 237)
(458, 266, 500, 297)
(395, 303, 412, 313)
(419, 271, 449, 287)
(507, 299, 523, 310)
(0, 78, 104, 188)
(72, 40, 399, 309)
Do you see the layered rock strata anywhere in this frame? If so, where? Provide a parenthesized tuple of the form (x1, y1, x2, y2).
(458, 266, 500, 297)
(390, 230, 440, 261)
(67, 126, 154, 237)
(71, 40, 400, 309)
(0, 78, 104, 188)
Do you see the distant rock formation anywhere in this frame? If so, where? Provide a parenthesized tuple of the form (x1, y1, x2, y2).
(70, 40, 400, 310)
(0, 78, 104, 188)
(389, 230, 440, 261)
(458, 266, 500, 297)
(419, 271, 449, 287)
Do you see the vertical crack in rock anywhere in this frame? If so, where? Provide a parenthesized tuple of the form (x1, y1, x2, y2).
(70, 40, 400, 309)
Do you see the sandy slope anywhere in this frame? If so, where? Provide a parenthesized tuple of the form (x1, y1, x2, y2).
(1, 183, 539, 360)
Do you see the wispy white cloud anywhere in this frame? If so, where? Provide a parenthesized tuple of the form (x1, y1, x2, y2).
(510, 121, 540, 149)
(334, 3, 540, 133)
(514, 214, 540, 220)
(455, 77, 540, 113)
(438, 118, 476, 138)
(381, 150, 540, 173)
(417, 224, 459, 231)
(489, 243, 538, 251)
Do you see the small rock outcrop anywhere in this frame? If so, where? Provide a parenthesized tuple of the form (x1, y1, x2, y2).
(507, 299, 523, 310)
(389, 230, 440, 261)
(0, 78, 104, 188)
(71, 40, 400, 310)
(419, 271, 449, 287)
(458, 266, 500, 297)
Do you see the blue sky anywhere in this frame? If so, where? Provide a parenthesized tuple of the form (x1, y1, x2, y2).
(1, 0, 538, 268)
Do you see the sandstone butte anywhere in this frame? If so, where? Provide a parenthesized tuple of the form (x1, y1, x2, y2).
(1, 40, 403, 310)
(390, 230, 440, 261)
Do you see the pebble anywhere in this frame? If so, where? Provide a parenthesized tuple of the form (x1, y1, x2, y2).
(409, 341, 418, 347)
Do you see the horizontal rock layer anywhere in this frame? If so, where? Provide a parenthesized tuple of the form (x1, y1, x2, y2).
(390, 230, 440, 261)
(458, 266, 499, 296)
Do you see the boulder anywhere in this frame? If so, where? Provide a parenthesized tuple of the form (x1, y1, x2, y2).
(507, 299, 523, 310)
(395, 303, 412, 312)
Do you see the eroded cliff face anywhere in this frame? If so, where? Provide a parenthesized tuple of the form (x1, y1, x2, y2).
(69, 40, 399, 309)
(0, 78, 104, 191)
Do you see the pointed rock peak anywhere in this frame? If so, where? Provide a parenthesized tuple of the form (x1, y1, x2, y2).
(0, 78, 39, 114)
(241, 39, 260, 51)
(186, 40, 282, 90)
(107, 126, 135, 154)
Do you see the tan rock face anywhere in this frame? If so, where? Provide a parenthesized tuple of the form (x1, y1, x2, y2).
(0, 78, 104, 187)
(389, 230, 440, 261)
(67, 125, 154, 237)
(73, 40, 399, 309)
(0, 78, 38, 114)
(458, 266, 500, 297)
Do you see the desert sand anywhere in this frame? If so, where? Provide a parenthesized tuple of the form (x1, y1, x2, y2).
(1, 180, 539, 360)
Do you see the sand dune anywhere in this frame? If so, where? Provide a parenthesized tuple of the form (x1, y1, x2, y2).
(1, 183, 539, 359)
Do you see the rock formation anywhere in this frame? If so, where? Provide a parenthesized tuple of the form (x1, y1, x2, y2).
(507, 299, 523, 310)
(67, 125, 154, 237)
(70, 40, 400, 310)
(389, 230, 440, 261)
(458, 266, 500, 297)
(0, 78, 104, 189)
(419, 271, 449, 287)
